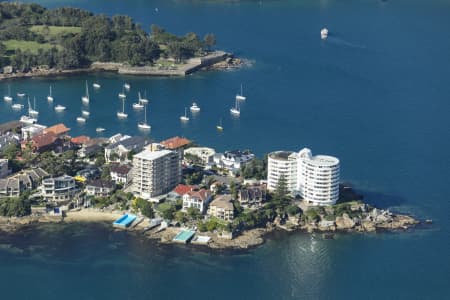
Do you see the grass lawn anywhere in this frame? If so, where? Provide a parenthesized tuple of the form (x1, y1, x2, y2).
(30, 25, 81, 38)
(3, 40, 55, 54)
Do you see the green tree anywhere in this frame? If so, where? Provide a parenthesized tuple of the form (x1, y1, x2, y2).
(174, 211, 187, 223)
(186, 207, 201, 220)
(203, 33, 216, 51)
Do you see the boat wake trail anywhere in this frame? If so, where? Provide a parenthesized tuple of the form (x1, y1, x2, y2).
(326, 35, 367, 50)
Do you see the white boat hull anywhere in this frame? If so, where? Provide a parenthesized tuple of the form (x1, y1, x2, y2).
(138, 123, 151, 130)
(4, 96, 13, 101)
(96, 127, 105, 133)
(133, 103, 144, 110)
(230, 108, 240, 115)
(180, 116, 189, 121)
(82, 96, 89, 104)
(236, 95, 246, 101)
(93, 83, 101, 89)
(117, 112, 128, 119)
(76, 117, 86, 123)
(20, 116, 37, 124)
(47, 96, 53, 102)
(54, 106, 66, 112)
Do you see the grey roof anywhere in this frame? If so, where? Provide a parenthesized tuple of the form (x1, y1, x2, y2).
(86, 179, 115, 189)
(105, 136, 148, 150)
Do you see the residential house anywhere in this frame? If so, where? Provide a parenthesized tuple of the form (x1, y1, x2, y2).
(110, 163, 132, 185)
(0, 168, 48, 197)
(41, 175, 78, 202)
(166, 184, 197, 202)
(85, 179, 115, 197)
(182, 188, 212, 214)
(77, 138, 105, 158)
(105, 136, 148, 163)
(160, 136, 192, 161)
(184, 147, 216, 166)
(43, 123, 70, 138)
(71, 135, 90, 146)
(238, 185, 267, 208)
(214, 150, 255, 174)
(22, 132, 62, 153)
(22, 124, 47, 140)
(207, 194, 235, 221)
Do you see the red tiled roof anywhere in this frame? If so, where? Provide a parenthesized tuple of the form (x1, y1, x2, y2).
(186, 189, 211, 202)
(44, 123, 70, 136)
(71, 136, 90, 145)
(160, 136, 191, 150)
(173, 184, 196, 195)
(31, 132, 57, 148)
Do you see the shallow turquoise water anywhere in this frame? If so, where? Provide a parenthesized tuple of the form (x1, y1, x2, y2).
(1, 0, 449, 299)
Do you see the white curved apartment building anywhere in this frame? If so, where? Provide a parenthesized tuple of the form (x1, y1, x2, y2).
(267, 151, 298, 192)
(297, 148, 340, 206)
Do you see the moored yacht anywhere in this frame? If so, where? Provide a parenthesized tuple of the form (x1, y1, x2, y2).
(4, 85, 13, 101)
(82, 80, 90, 104)
(124, 83, 131, 90)
(93, 82, 101, 89)
(138, 103, 151, 130)
(76, 116, 86, 123)
(20, 115, 37, 125)
(82, 110, 90, 117)
(133, 92, 144, 110)
(12, 103, 24, 110)
(117, 97, 128, 119)
(28, 97, 39, 117)
(180, 107, 189, 122)
(47, 85, 54, 102)
(321, 28, 328, 39)
(54, 104, 66, 112)
(96, 127, 106, 133)
(190, 102, 200, 113)
(236, 84, 246, 101)
(230, 98, 240, 116)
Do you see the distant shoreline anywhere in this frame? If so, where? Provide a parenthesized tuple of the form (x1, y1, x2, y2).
(0, 51, 244, 81)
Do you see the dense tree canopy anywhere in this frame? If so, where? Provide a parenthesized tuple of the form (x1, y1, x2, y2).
(0, 2, 215, 70)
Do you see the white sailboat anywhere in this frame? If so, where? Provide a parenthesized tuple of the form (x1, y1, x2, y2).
(132, 92, 144, 110)
(118, 86, 126, 99)
(82, 80, 89, 104)
(20, 99, 37, 124)
(138, 103, 151, 130)
(117, 97, 128, 119)
(12, 103, 24, 110)
(54, 104, 66, 112)
(96, 127, 106, 133)
(140, 90, 149, 104)
(76, 116, 86, 123)
(190, 102, 200, 113)
(124, 83, 131, 90)
(17, 92, 25, 97)
(236, 84, 246, 101)
(216, 118, 223, 131)
(180, 107, 189, 122)
(4, 85, 13, 101)
(47, 85, 54, 102)
(29, 97, 39, 116)
(82, 110, 90, 117)
(230, 98, 240, 116)
(93, 82, 101, 89)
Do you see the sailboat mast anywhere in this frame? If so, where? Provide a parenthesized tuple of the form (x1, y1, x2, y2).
(122, 98, 125, 112)
(144, 104, 147, 123)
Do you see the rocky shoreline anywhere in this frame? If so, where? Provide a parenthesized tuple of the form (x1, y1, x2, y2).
(0, 202, 423, 251)
(0, 51, 244, 81)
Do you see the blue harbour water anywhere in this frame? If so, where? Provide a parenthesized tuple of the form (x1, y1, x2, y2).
(1, 0, 450, 299)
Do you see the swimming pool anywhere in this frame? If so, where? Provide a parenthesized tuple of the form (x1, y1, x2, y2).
(113, 214, 137, 228)
(173, 230, 196, 243)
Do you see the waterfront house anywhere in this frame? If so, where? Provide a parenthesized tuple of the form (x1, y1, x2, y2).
(184, 147, 216, 166)
(40, 175, 78, 203)
(0, 168, 48, 197)
(77, 138, 106, 158)
(85, 179, 115, 197)
(43, 123, 70, 138)
(105, 136, 148, 163)
(214, 150, 255, 174)
(207, 194, 234, 221)
(110, 163, 132, 185)
(160, 136, 192, 161)
(71, 135, 90, 146)
(182, 188, 212, 214)
(22, 132, 63, 153)
(238, 185, 267, 208)
(21, 124, 47, 140)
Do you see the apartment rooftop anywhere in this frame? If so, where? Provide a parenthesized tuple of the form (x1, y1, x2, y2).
(134, 149, 173, 160)
(269, 151, 295, 161)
